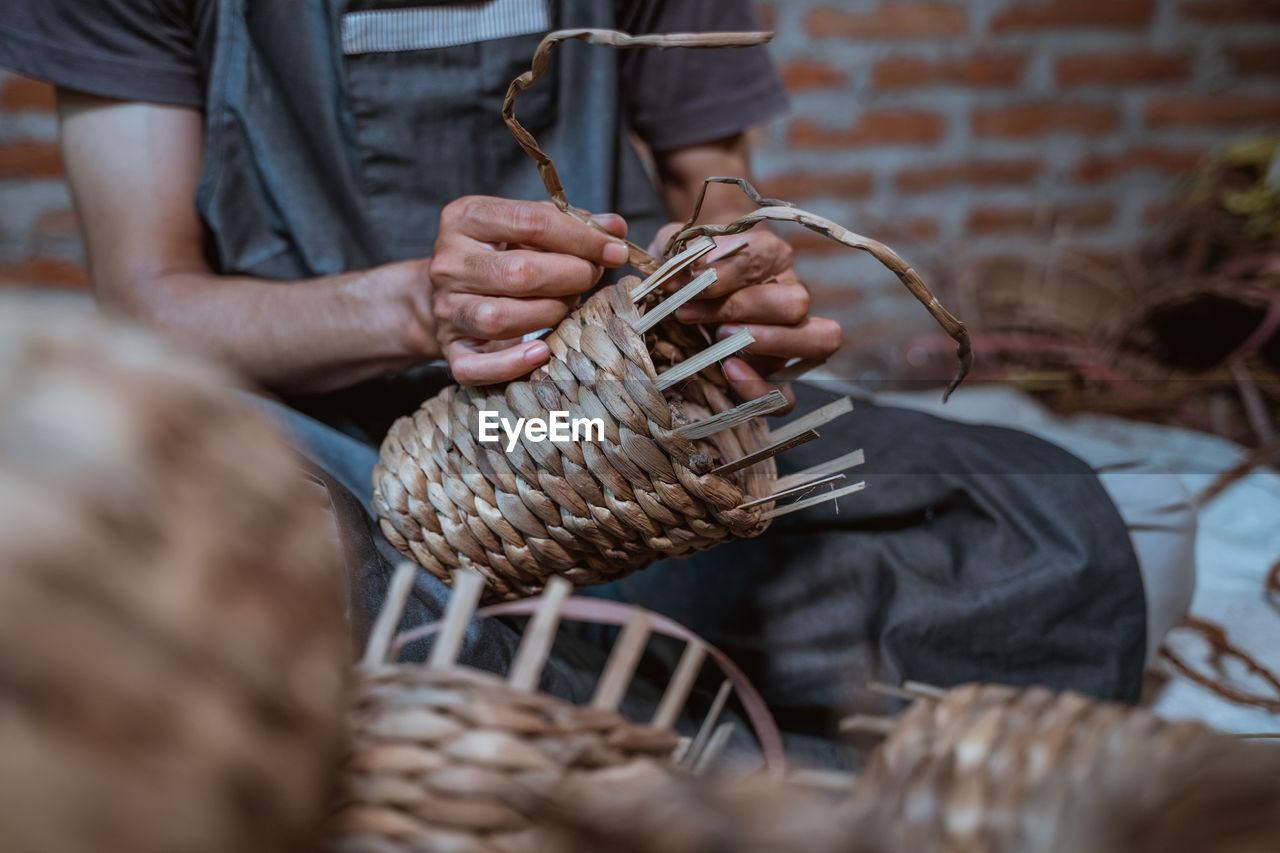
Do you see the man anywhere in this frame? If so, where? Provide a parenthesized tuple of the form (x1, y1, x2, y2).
(1, 0, 1190, 765)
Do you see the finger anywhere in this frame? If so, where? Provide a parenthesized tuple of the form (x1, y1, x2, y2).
(447, 339, 550, 386)
(448, 294, 577, 340)
(715, 318, 843, 361)
(723, 358, 796, 415)
(696, 231, 793, 298)
(461, 248, 601, 298)
(590, 212, 628, 239)
(446, 197, 629, 266)
(675, 278, 810, 326)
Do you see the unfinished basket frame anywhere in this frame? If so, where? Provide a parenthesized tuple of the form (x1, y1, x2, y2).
(373, 28, 970, 600)
(335, 563, 786, 851)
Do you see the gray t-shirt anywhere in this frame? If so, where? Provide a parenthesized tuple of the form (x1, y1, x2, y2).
(0, 0, 787, 151)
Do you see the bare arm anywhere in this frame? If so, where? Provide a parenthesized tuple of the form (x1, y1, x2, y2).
(58, 91, 442, 395)
(59, 92, 629, 393)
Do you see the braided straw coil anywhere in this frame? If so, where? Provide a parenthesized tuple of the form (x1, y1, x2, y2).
(338, 664, 681, 852)
(0, 301, 350, 853)
(848, 682, 1280, 853)
(511, 769, 883, 853)
(334, 565, 789, 852)
(373, 279, 777, 600)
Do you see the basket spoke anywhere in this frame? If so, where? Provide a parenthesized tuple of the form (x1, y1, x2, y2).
(507, 576, 572, 691)
(710, 428, 819, 476)
(654, 329, 754, 391)
(675, 389, 789, 439)
(426, 568, 486, 669)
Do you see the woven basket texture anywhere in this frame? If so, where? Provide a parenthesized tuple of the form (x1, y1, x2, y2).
(0, 304, 350, 853)
(509, 769, 884, 853)
(334, 664, 681, 852)
(373, 278, 776, 600)
(854, 683, 1280, 852)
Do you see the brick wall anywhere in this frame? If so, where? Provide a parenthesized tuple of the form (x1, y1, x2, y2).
(2, 1, 1279, 379)
(0, 74, 86, 289)
(752, 0, 1280, 379)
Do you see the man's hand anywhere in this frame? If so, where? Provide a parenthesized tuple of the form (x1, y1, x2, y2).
(649, 224, 842, 411)
(430, 197, 630, 385)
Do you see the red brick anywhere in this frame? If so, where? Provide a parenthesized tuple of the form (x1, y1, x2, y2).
(0, 257, 90, 289)
(972, 102, 1119, 138)
(789, 111, 947, 148)
(967, 201, 1114, 235)
(895, 159, 1041, 193)
(1074, 146, 1205, 183)
(1055, 52, 1190, 86)
(759, 172, 875, 201)
(1227, 43, 1280, 76)
(757, 2, 776, 31)
(1146, 95, 1280, 127)
(1182, 1, 1279, 23)
(0, 141, 64, 179)
(1143, 198, 1180, 226)
(779, 59, 847, 92)
(807, 3, 967, 40)
(873, 54, 1025, 90)
(991, 0, 1153, 31)
(33, 209, 82, 247)
(0, 76, 56, 112)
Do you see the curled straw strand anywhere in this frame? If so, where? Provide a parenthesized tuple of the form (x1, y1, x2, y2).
(1160, 616, 1280, 713)
(504, 31, 971, 399)
(667, 177, 973, 400)
(503, 28, 773, 275)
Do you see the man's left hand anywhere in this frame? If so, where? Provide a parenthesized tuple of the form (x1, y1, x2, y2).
(649, 224, 842, 413)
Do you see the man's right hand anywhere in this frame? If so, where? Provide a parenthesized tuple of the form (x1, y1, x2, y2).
(430, 197, 630, 385)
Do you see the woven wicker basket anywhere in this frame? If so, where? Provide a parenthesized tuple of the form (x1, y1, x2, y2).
(847, 682, 1280, 852)
(512, 769, 881, 853)
(333, 564, 786, 852)
(338, 664, 681, 851)
(0, 302, 350, 852)
(373, 278, 780, 600)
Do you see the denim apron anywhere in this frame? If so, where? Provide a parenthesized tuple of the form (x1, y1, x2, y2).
(193, 0, 1147, 768)
(195, 0, 682, 734)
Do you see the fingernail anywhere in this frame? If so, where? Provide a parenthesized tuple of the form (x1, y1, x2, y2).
(523, 341, 549, 364)
(723, 357, 751, 381)
(716, 324, 745, 339)
(603, 241, 629, 266)
(675, 305, 704, 323)
(590, 212, 627, 233)
(705, 235, 750, 263)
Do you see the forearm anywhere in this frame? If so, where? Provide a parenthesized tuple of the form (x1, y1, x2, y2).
(107, 260, 437, 395)
(653, 133, 760, 223)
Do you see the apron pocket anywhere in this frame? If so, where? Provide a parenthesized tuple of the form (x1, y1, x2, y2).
(339, 4, 554, 258)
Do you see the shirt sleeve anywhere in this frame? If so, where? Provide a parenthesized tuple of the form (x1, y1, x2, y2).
(0, 0, 205, 108)
(616, 0, 790, 152)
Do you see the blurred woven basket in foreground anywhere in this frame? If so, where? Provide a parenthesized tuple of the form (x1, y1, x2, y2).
(846, 682, 1280, 852)
(334, 564, 785, 851)
(0, 302, 350, 853)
